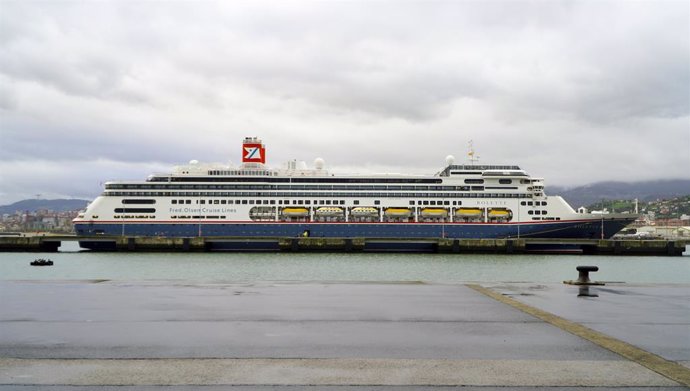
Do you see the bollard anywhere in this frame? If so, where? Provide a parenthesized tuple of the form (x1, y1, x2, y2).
(576, 265, 598, 284)
(564, 265, 604, 286)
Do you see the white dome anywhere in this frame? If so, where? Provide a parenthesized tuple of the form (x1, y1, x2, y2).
(445, 155, 455, 166)
(189, 160, 199, 165)
(314, 157, 325, 170)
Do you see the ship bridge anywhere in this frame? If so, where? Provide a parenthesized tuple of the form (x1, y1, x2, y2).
(438, 165, 522, 177)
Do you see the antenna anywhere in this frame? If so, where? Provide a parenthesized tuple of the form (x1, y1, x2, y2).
(467, 140, 480, 165)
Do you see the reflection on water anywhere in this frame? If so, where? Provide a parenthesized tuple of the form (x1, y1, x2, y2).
(0, 242, 687, 284)
(578, 286, 599, 297)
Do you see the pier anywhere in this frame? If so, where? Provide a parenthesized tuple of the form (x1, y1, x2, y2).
(0, 235, 687, 255)
(1, 280, 689, 388)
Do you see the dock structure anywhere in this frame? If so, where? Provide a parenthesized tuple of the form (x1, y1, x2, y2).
(1, 280, 689, 388)
(0, 235, 687, 255)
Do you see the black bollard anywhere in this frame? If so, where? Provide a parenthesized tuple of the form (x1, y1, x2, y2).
(576, 266, 599, 284)
(564, 265, 604, 286)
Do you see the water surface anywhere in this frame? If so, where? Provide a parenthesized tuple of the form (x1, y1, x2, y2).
(1, 241, 687, 283)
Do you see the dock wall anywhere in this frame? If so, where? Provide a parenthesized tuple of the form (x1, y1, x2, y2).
(0, 235, 687, 255)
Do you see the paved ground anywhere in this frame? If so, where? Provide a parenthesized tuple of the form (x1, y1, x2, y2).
(0, 280, 688, 389)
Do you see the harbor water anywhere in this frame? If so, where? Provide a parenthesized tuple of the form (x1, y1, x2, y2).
(1, 241, 688, 283)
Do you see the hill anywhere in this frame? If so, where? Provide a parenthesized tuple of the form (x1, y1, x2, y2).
(547, 179, 690, 208)
(0, 199, 90, 215)
(584, 195, 690, 219)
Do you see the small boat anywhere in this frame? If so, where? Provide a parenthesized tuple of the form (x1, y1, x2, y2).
(315, 207, 344, 216)
(350, 207, 379, 217)
(420, 208, 448, 217)
(30, 259, 53, 266)
(456, 208, 483, 217)
(384, 208, 412, 217)
(282, 207, 310, 217)
(488, 209, 511, 217)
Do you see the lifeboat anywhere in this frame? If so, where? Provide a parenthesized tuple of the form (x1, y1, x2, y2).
(350, 207, 379, 217)
(315, 207, 344, 216)
(488, 209, 511, 217)
(281, 207, 309, 217)
(420, 208, 448, 217)
(384, 208, 412, 217)
(456, 208, 483, 217)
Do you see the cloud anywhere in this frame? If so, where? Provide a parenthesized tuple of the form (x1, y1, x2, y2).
(0, 0, 688, 204)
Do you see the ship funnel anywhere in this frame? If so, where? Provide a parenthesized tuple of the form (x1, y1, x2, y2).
(242, 137, 266, 164)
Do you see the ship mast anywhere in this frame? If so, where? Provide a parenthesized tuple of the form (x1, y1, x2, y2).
(467, 140, 480, 165)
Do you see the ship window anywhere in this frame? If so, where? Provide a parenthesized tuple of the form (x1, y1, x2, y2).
(305, 200, 311, 205)
(354, 200, 359, 205)
(326, 200, 331, 205)
(527, 201, 533, 206)
(542, 202, 548, 206)
(242, 200, 248, 204)
(114, 208, 156, 213)
(423, 201, 429, 205)
(528, 210, 533, 215)
(185, 200, 190, 204)
(172, 200, 177, 204)
(499, 179, 512, 184)
(465, 179, 484, 184)
(220, 200, 226, 204)
(298, 200, 303, 205)
(430, 201, 436, 205)
(122, 199, 156, 204)
(374, 200, 380, 205)
(410, 201, 415, 205)
(340, 200, 345, 205)
(270, 200, 275, 204)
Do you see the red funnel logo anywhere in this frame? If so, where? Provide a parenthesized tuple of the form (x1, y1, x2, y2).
(242, 143, 265, 163)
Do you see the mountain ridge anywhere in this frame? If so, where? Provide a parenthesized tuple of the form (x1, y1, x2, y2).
(547, 179, 690, 208)
(0, 199, 90, 214)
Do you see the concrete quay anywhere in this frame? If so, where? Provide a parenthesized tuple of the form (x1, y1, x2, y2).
(0, 280, 688, 389)
(1, 235, 688, 255)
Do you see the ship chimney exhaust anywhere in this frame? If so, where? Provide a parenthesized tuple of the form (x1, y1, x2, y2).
(242, 137, 266, 164)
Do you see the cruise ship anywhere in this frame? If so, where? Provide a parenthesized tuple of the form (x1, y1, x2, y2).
(73, 137, 636, 248)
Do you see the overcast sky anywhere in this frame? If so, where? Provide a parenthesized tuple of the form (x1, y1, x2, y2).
(0, 0, 688, 204)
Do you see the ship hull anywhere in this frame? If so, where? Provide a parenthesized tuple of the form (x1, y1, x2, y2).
(75, 217, 634, 243)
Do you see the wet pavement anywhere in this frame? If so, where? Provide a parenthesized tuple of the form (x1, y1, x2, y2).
(0, 280, 688, 389)
(485, 282, 690, 363)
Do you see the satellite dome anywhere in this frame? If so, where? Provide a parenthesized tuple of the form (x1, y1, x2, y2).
(445, 155, 455, 166)
(314, 158, 325, 170)
(189, 160, 199, 165)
